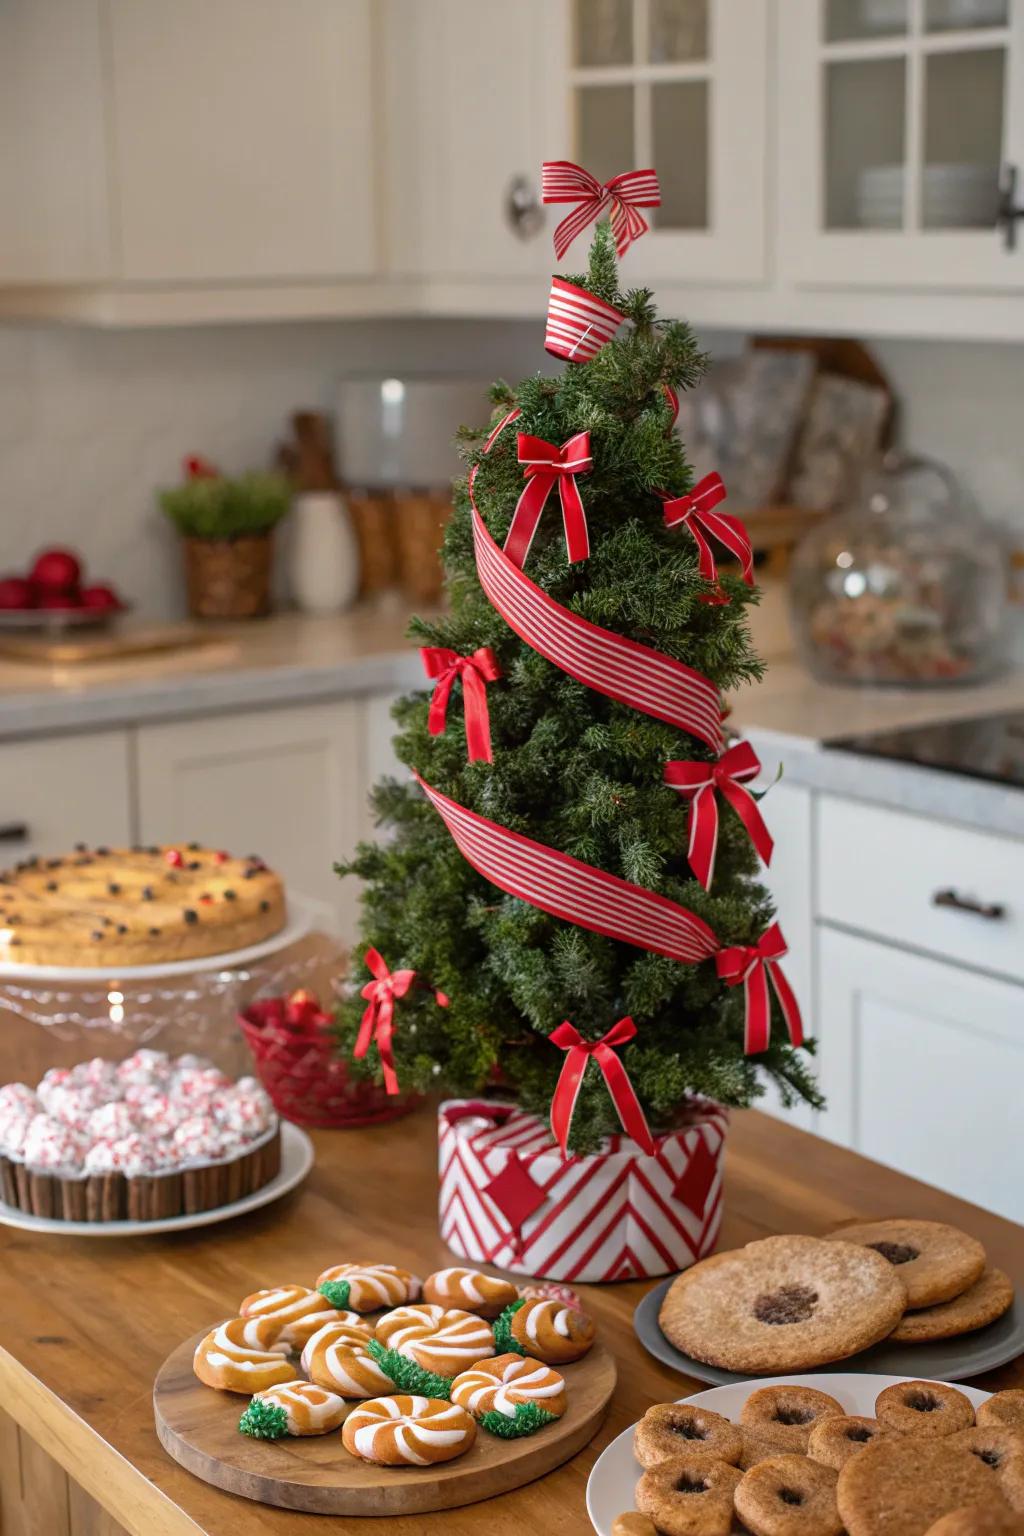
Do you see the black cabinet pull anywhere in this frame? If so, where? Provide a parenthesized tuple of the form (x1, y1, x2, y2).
(0, 822, 29, 843)
(932, 887, 1006, 922)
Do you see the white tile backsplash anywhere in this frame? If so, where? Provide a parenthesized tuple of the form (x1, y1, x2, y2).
(0, 319, 1021, 620)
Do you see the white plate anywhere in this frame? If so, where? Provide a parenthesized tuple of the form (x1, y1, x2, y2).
(0, 893, 317, 982)
(0, 1120, 313, 1237)
(586, 1372, 993, 1536)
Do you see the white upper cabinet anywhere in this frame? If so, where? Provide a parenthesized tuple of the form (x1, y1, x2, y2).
(778, 0, 1024, 292)
(106, 0, 374, 283)
(556, 0, 770, 285)
(0, 0, 111, 283)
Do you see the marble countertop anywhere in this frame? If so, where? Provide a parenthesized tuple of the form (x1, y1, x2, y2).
(0, 605, 1020, 836)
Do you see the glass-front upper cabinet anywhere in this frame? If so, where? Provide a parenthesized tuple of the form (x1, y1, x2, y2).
(778, 0, 1024, 290)
(554, 0, 770, 283)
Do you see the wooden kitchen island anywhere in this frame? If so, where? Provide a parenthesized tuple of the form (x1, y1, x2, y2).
(1, 1108, 1021, 1536)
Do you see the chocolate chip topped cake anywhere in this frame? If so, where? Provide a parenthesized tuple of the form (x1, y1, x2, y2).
(0, 844, 285, 966)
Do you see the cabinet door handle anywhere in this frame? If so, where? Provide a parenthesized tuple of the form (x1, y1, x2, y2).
(998, 164, 1024, 252)
(505, 175, 543, 240)
(932, 887, 1006, 921)
(0, 822, 29, 843)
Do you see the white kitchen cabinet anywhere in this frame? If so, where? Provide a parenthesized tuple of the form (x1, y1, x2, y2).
(106, 0, 374, 284)
(752, 778, 819, 1132)
(0, 0, 111, 284)
(134, 702, 368, 937)
(0, 731, 133, 861)
(778, 0, 1024, 292)
(816, 925, 1024, 1223)
(550, 0, 770, 286)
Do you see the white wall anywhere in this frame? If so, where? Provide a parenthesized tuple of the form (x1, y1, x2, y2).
(0, 319, 1021, 620)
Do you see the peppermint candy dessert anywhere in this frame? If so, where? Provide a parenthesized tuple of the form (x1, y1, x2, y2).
(0, 1052, 280, 1224)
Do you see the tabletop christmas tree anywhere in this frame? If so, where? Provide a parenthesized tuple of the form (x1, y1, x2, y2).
(335, 163, 820, 1181)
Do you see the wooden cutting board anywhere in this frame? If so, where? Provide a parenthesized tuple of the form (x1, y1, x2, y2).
(154, 1327, 617, 1516)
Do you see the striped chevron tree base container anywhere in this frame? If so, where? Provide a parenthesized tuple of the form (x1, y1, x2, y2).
(437, 1098, 727, 1284)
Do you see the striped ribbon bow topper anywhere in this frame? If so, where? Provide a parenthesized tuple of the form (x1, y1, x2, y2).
(505, 432, 593, 568)
(664, 739, 774, 890)
(421, 645, 502, 763)
(659, 473, 755, 592)
(542, 160, 661, 261)
(715, 922, 804, 1056)
(549, 1017, 656, 1158)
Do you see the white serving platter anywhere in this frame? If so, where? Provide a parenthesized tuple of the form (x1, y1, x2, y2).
(586, 1372, 993, 1536)
(0, 893, 318, 983)
(0, 1120, 313, 1237)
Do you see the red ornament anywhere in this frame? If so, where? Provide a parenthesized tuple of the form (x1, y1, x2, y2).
(30, 547, 81, 593)
(80, 583, 123, 612)
(36, 592, 83, 610)
(165, 849, 184, 868)
(0, 577, 34, 610)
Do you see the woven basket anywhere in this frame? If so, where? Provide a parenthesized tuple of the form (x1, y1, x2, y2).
(239, 991, 417, 1129)
(183, 533, 273, 619)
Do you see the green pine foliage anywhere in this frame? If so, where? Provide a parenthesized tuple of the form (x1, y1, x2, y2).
(479, 1402, 558, 1438)
(159, 471, 289, 540)
(335, 220, 822, 1152)
(367, 1339, 453, 1399)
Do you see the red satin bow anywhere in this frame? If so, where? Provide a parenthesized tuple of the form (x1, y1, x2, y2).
(542, 160, 661, 261)
(354, 947, 415, 1095)
(715, 923, 804, 1056)
(421, 646, 502, 763)
(505, 432, 593, 568)
(664, 739, 774, 890)
(549, 1016, 656, 1158)
(659, 474, 754, 597)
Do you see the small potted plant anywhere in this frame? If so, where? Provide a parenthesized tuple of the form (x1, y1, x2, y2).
(159, 455, 290, 619)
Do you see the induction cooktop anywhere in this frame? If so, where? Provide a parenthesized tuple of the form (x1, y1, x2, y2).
(824, 710, 1024, 790)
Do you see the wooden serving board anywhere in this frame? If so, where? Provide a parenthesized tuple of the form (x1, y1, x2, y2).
(154, 1327, 616, 1516)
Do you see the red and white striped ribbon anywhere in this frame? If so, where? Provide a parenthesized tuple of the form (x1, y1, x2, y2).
(415, 773, 719, 965)
(542, 160, 661, 261)
(545, 277, 624, 363)
(469, 412, 723, 752)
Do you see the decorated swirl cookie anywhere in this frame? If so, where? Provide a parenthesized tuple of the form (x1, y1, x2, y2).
(509, 1296, 595, 1364)
(375, 1303, 495, 1379)
(341, 1394, 476, 1466)
(422, 1267, 519, 1318)
(193, 1317, 293, 1394)
(239, 1379, 346, 1438)
(238, 1284, 350, 1349)
(451, 1353, 566, 1426)
(315, 1262, 421, 1313)
(300, 1319, 392, 1398)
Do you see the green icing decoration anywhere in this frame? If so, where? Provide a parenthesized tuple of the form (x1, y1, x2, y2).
(317, 1279, 351, 1309)
(367, 1338, 453, 1400)
(479, 1402, 558, 1439)
(492, 1298, 527, 1356)
(238, 1398, 289, 1440)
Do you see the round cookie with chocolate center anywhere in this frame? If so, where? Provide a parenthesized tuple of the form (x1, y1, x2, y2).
(952, 1426, 1024, 1512)
(633, 1402, 741, 1470)
(837, 1437, 1009, 1536)
(740, 1384, 844, 1454)
(658, 1235, 906, 1374)
(980, 1392, 1024, 1432)
(808, 1415, 886, 1471)
(890, 1268, 1014, 1344)
(734, 1453, 842, 1536)
(635, 1454, 743, 1536)
(826, 1219, 986, 1310)
(875, 1380, 975, 1439)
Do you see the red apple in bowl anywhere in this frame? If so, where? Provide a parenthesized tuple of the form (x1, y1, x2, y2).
(36, 591, 83, 610)
(0, 576, 35, 610)
(80, 583, 123, 612)
(30, 547, 82, 593)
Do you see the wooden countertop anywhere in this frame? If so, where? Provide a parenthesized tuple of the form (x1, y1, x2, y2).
(1, 1107, 1021, 1535)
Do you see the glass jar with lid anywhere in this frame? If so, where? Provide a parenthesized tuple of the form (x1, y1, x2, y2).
(789, 452, 1008, 686)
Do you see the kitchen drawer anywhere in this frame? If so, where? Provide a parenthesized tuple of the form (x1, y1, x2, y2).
(0, 730, 133, 863)
(817, 795, 1024, 984)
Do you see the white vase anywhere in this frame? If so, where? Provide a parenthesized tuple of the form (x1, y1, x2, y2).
(289, 491, 359, 615)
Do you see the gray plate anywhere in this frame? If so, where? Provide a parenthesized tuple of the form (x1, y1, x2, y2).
(635, 1274, 1024, 1385)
